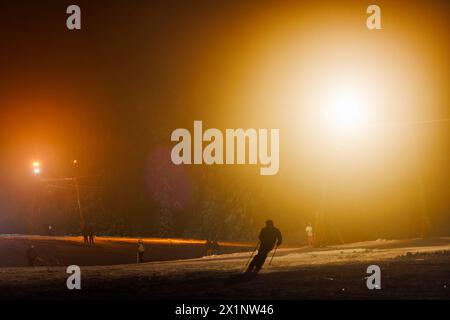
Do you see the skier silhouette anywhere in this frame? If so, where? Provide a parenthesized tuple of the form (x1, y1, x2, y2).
(246, 220, 282, 274)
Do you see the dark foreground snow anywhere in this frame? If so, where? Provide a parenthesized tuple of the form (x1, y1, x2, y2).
(0, 237, 449, 299)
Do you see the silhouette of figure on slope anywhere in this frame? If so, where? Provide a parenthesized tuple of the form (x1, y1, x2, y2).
(246, 220, 282, 274)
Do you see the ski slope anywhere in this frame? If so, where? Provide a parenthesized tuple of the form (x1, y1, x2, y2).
(0, 237, 448, 299)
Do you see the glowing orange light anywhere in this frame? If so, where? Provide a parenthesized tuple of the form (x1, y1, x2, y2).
(32, 161, 41, 175)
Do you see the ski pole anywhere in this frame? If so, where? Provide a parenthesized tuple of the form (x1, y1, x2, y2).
(245, 242, 260, 267)
(269, 245, 278, 265)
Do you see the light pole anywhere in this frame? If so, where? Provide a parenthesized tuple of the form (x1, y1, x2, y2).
(30, 161, 42, 234)
(72, 160, 86, 233)
(30, 160, 87, 236)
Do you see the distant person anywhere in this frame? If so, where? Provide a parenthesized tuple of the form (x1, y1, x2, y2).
(212, 240, 220, 255)
(27, 245, 38, 267)
(137, 239, 146, 263)
(204, 239, 213, 256)
(305, 223, 314, 247)
(88, 225, 95, 245)
(82, 227, 89, 245)
(246, 220, 282, 274)
(48, 225, 53, 236)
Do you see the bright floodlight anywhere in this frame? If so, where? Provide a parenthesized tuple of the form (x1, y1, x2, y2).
(32, 161, 41, 175)
(324, 85, 369, 134)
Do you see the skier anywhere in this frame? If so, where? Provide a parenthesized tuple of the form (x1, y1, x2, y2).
(137, 239, 146, 263)
(26, 245, 38, 267)
(204, 239, 213, 256)
(246, 220, 282, 274)
(305, 223, 314, 247)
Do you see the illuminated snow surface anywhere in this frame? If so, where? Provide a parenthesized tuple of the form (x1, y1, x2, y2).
(0, 236, 448, 299)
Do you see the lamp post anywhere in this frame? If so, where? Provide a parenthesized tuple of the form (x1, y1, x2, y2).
(72, 160, 86, 234)
(30, 159, 87, 236)
(30, 161, 42, 234)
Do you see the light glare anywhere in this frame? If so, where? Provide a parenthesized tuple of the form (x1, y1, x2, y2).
(325, 85, 370, 135)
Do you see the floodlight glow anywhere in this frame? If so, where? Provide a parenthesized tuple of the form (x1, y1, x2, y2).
(32, 161, 41, 175)
(324, 85, 370, 135)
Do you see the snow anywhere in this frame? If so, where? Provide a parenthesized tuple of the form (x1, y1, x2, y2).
(0, 237, 449, 299)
